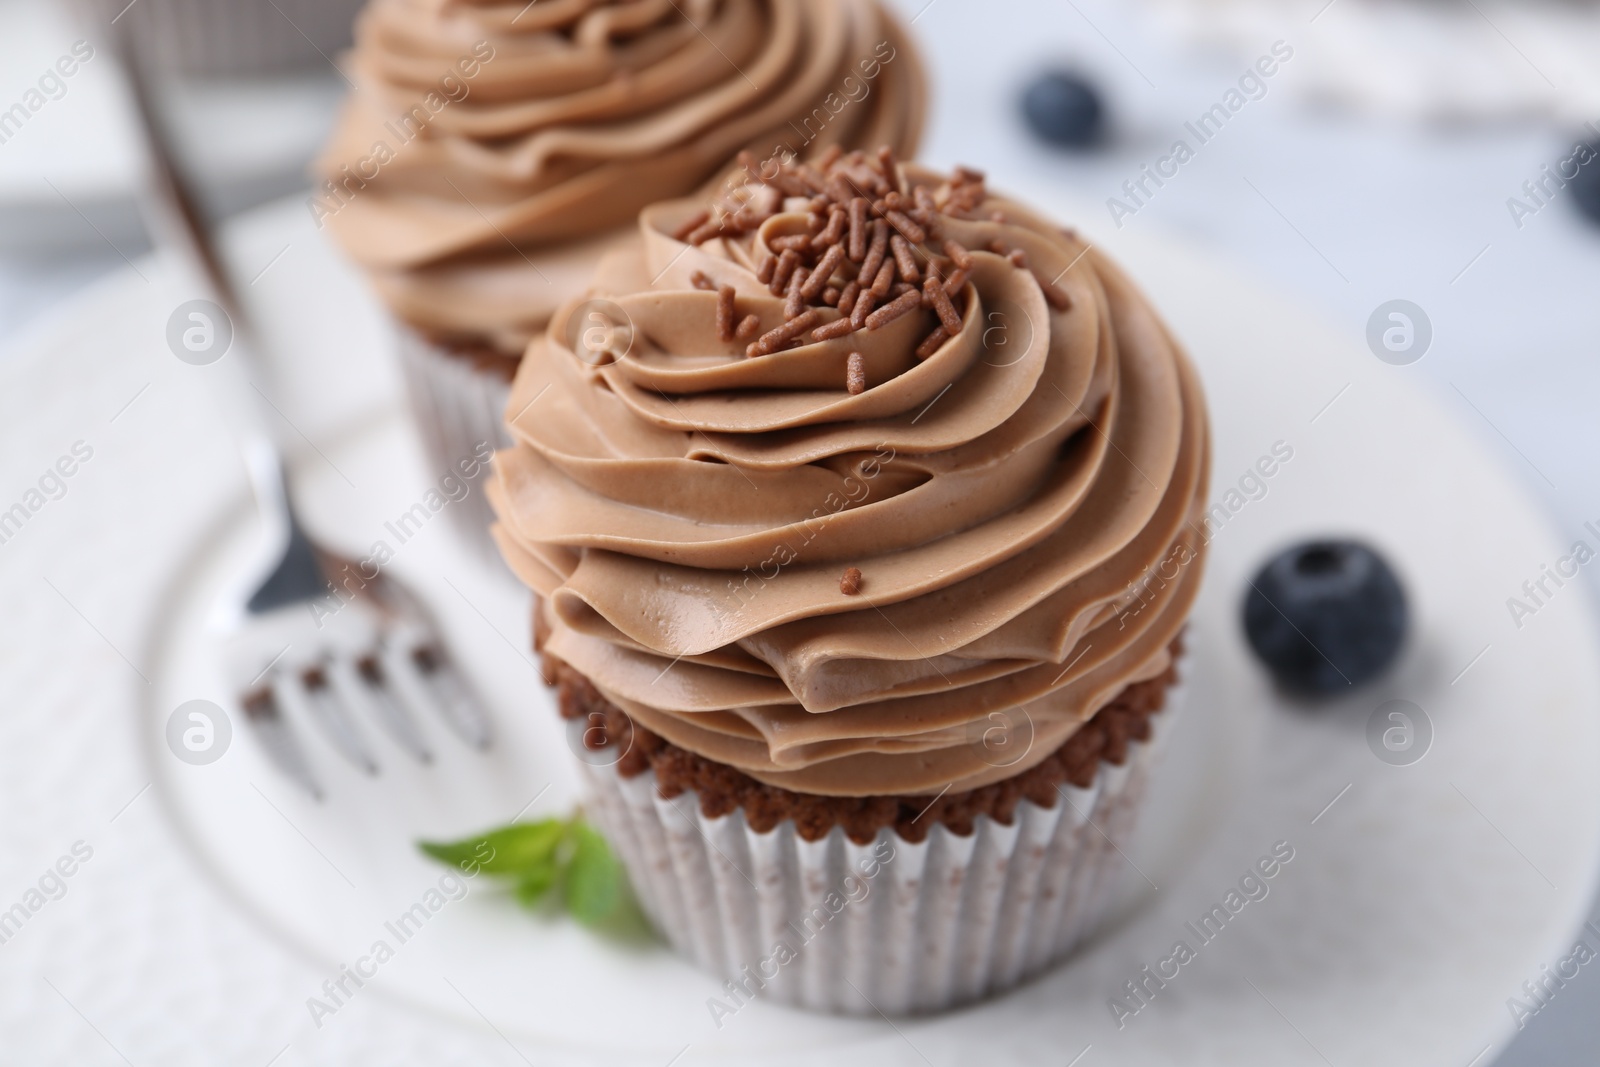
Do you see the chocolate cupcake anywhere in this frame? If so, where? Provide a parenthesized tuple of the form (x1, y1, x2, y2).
(490, 153, 1210, 1014)
(315, 0, 925, 559)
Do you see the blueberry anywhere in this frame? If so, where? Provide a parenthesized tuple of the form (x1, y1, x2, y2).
(1570, 141, 1600, 227)
(1243, 540, 1408, 697)
(1021, 70, 1105, 149)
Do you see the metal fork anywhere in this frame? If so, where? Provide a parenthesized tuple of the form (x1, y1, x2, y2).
(111, 28, 492, 799)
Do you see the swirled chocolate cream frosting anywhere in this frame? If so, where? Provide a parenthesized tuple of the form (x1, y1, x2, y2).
(315, 0, 925, 357)
(490, 151, 1211, 799)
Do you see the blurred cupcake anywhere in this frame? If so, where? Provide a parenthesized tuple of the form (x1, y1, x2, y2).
(315, 0, 925, 557)
(489, 152, 1210, 1014)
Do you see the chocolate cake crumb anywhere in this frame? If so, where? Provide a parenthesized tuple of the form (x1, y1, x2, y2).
(546, 634, 1182, 845)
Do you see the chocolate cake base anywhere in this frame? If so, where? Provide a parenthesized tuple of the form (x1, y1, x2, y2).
(548, 635, 1181, 845)
(418, 333, 522, 383)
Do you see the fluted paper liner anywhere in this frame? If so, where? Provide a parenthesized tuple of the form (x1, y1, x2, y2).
(395, 327, 512, 569)
(575, 672, 1185, 1016)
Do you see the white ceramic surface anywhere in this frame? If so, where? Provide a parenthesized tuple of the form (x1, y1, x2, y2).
(0, 191, 1597, 1065)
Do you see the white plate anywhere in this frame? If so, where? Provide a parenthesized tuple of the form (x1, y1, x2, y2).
(1, 192, 1596, 1067)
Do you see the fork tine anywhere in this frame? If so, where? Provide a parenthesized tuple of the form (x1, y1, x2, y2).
(242, 686, 323, 800)
(406, 642, 493, 750)
(354, 653, 433, 764)
(298, 661, 379, 774)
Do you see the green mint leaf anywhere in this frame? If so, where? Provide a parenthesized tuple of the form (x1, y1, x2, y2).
(418, 818, 567, 877)
(513, 859, 559, 907)
(562, 820, 621, 927)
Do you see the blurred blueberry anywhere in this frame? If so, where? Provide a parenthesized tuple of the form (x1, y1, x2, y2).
(1571, 141, 1600, 227)
(1021, 70, 1105, 149)
(1243, 540, 1408, 697)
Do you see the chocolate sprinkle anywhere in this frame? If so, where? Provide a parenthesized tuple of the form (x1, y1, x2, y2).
(748, 308, 822, 357)
(715, 285, 736, 342)
(1041, 276, 1073, 311)
(869, 256, 896, 299)
(916, 325, 949, 360)
(769, 248, 800, 295)
(890, 234, 921, 284)
(682, 150, 1031, 370)
(837, 279, 861, 315)
(802, 243, 846, 300)
(849, 287, 877, 329)
(885, 209, 926, 244)
(848, 197, 869, 261)
(846, 352, 866, 395)
(865, 288, 922, 331)
(924, 277, 963, 333)
(858, 218, 889, 285)
(673, 210, 710, 242)
(839, 566, 863, 595)
(785, 266, 808, 319)
(811, 316, 857, 342)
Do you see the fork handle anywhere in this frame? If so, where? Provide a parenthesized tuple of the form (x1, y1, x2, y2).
(107, 25, 306, 558)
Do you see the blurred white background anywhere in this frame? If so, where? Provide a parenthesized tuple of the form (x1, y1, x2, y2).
(1, 0, 1597, 1060)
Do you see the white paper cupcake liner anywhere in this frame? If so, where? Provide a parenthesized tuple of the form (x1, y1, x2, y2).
(71, 0, 364, 77)
(575, 669, 1186, 1016)
(394, 327, 514, 571)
